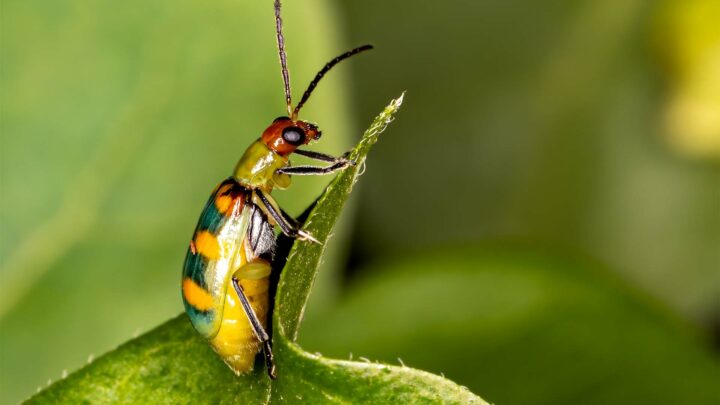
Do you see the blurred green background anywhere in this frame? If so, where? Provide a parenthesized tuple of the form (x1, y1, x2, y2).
(1, 0, 719, 403)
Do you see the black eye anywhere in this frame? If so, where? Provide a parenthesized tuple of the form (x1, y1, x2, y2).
(282, 126, 305, 145)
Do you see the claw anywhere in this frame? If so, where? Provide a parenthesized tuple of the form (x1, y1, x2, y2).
(298, 230, 322, 245)
(340, 152, 357, 166)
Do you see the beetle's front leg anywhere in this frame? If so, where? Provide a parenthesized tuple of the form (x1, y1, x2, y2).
(294, 149, 354, 164)
(254, 189, 321, 244)
(276, 150, 355, 176)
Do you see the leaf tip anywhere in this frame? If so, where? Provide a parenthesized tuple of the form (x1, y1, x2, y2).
(382, 92, 405, 118)
(393, 91, 406, 109)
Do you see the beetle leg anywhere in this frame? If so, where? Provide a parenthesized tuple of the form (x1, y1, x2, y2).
(231, 277, 277, 379)
(293, 149, 355, 164)
(276, 159, 353, 176)
(254, 190, 321, 244)
(276, 151, 354, 176)
(280, 207, 302, 229)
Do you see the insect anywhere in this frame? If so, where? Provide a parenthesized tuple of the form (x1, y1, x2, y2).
(181, 0, 372, 379)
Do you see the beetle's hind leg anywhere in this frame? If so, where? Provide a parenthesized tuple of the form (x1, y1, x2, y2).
(231, 277, 277, 379)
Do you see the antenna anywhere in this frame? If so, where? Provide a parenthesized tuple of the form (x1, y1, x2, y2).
(274, 0, 292, 116)
(292, 45, 373, 120)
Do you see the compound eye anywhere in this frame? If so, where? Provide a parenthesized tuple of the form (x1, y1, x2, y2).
(282, 126, 306, 145)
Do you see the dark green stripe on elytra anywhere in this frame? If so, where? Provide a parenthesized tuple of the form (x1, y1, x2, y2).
(183, 248, 209, 288)
(182, 297, 214, 336)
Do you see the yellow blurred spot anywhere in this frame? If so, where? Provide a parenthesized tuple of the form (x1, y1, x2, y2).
(666, 62, 720, 156)
(182, 278, 214, 311)
(654, 0, 720, 158)
(195, 230, 220, 260)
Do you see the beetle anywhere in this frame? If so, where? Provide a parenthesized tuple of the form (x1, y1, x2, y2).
(181, 0, 372, 379)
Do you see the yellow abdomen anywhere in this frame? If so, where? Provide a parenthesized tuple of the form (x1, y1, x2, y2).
(209, 277, 270, 374)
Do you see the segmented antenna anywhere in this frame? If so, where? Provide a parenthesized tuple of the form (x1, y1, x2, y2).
(274, 0, 292, 116)
(292, 45, 373, 120)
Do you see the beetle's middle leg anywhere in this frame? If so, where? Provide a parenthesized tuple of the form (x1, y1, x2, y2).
(254, 189, 320, 244)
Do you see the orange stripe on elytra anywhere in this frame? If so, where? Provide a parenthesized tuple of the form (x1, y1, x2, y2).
(182, 278, 214, 311)
(215, 195, 233, 214)
(194, 230, 220, 260)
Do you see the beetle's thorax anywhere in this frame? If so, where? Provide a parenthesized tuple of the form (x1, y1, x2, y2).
(233, 140, 291, 190)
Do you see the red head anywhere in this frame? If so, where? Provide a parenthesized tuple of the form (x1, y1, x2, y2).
(261, 116, 321, 156)
(267, 1, 371, 157)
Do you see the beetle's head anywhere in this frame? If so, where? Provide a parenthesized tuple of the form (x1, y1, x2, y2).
(261, 116, 321, 156)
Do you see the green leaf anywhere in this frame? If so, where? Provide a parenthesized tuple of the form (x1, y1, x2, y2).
(27, 95, 486, 404)
(25, 316, 270, 404)
(300, 246, 720, 404)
